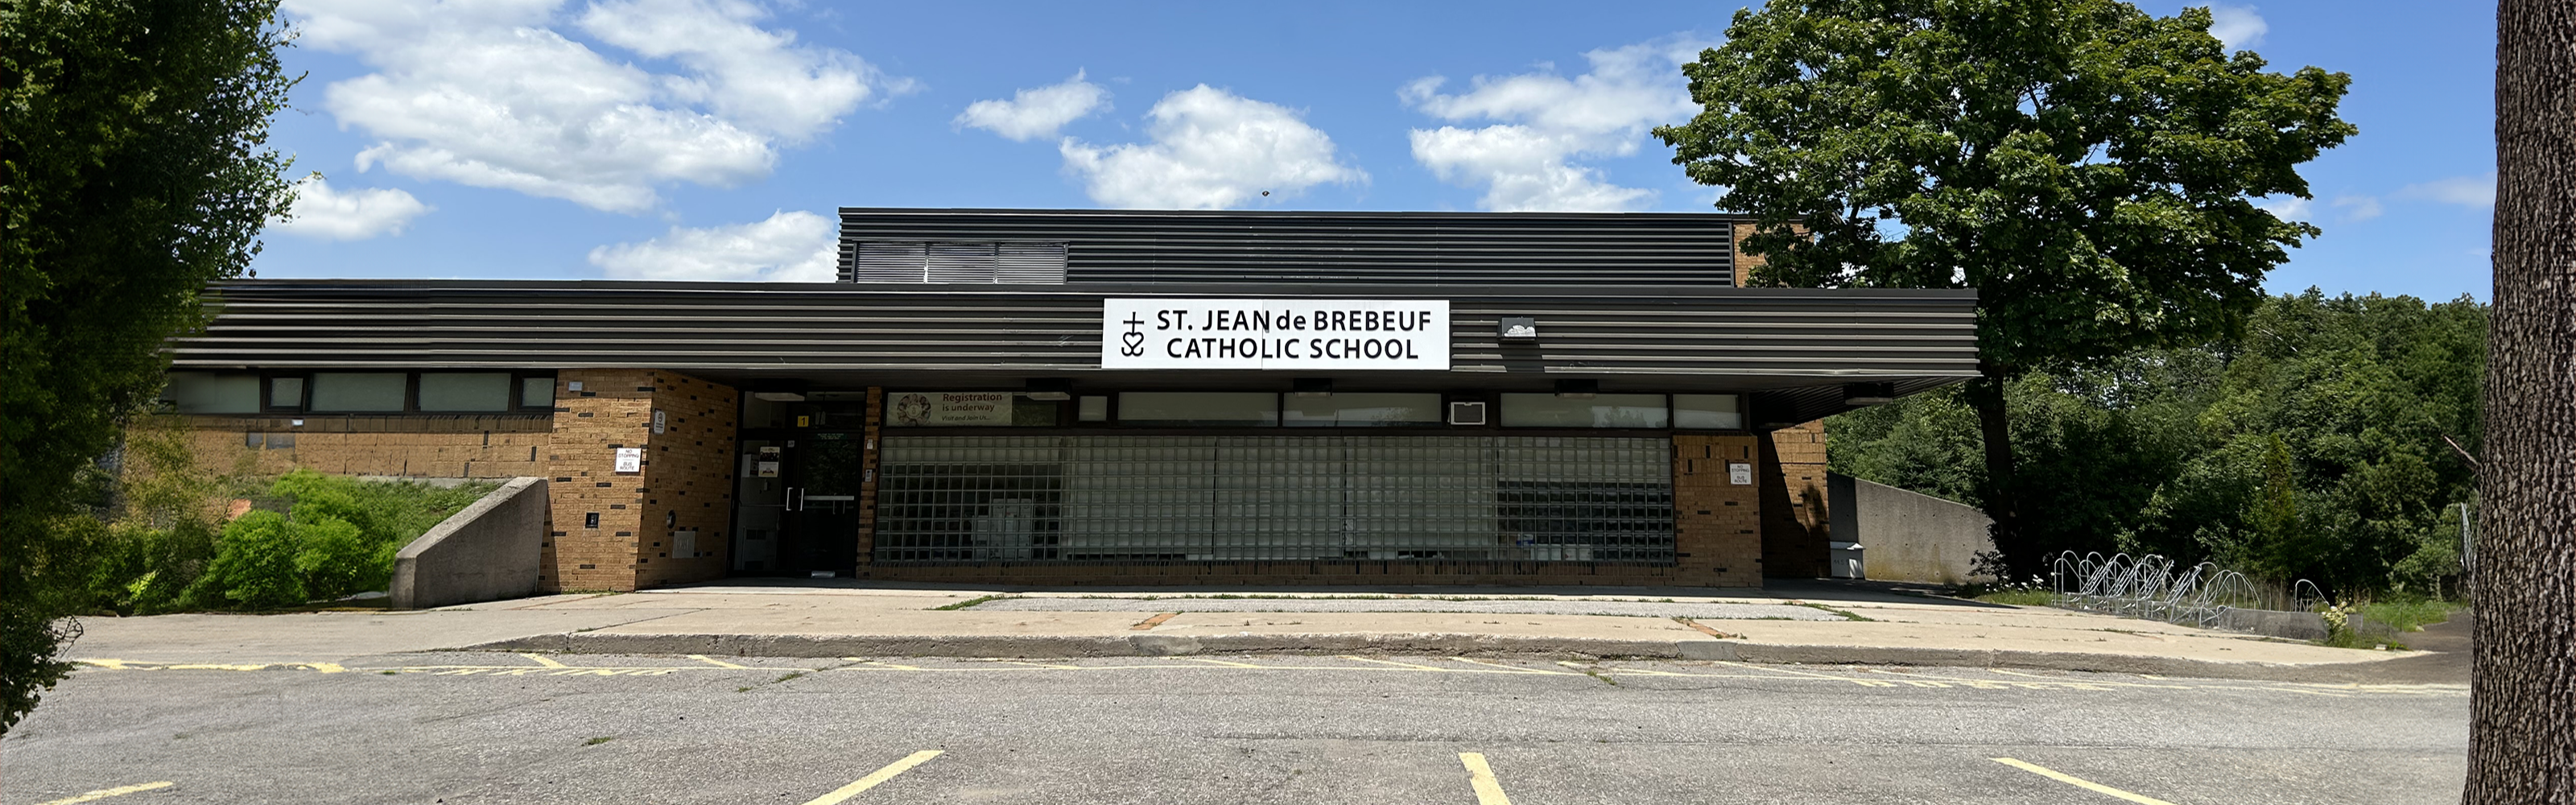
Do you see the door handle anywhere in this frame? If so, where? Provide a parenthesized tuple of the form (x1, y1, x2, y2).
(786, 487, 803, 511)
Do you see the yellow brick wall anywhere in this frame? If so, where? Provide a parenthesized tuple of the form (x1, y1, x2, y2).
(174, 415, 551, 479)
(1673, 435, 1766, 587)
(1732, 221, 1767, 287)
(541, 369, 738, 592)
(1761, 419, 1833, 577)
(635, 374, 739, 588)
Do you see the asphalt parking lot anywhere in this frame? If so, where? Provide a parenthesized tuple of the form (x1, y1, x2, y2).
(4, 654, 2467, 804)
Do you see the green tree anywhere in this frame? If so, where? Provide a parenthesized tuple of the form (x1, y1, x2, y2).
(0, 0, 295, 735)
(1658, 0, 2355, 577)
(1830, 290, 2487, 595)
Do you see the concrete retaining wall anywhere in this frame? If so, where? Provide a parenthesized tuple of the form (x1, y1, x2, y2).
(1829, 473, 1995, 584)
(392, 477, 548, 609)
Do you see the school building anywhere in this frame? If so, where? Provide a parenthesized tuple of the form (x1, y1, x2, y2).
(158, 208, 1976, 590)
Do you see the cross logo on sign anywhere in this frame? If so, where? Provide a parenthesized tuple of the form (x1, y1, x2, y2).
(1120, 312, 1147, 357)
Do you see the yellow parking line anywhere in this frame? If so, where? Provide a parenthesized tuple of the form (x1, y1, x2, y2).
(1992, 758, 2178, 805)
(802, 750, 943, 805)
(1174, 657, 1271, 668)
(36, 781, 173, 805)
(1565, 661, 1692, 677)
(519, 653, 569, 668)
(1458, 753, 1513, 805)
(688, 654, 750, 669)
(1338, 655, 1447, 671)
(1451, 658, 1580, 675)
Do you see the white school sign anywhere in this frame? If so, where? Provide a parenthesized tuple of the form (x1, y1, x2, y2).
(1101, 299, 1451, 370)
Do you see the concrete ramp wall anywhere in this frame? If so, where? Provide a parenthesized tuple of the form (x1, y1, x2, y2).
(392, 477, 547, 609)
(1828, 473, 1995, 584)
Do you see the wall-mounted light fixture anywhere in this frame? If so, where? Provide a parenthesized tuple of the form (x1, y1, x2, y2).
(1499, 316, 1538, 341)
(1292, 378, 1334, 398)
(1024, 378, 1074, 401)
(1554, 378, 1599, 399)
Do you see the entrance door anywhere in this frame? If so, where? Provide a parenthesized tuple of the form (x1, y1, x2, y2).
(732, 431, 866, 576)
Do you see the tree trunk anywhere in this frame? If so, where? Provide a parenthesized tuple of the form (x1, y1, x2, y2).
(1966, 364, 2030, 580)
(2467, 2, 2576, 803)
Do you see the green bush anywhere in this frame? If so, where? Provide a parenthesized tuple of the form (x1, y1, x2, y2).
(1830, 291, 2485, 598)
(188, 510, 305, 609)
(86, 466, 496, 613)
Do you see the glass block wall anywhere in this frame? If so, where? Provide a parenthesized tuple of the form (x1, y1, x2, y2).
(873, 435, 1673, 564)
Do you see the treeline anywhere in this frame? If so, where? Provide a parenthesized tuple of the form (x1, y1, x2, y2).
(1830, 291, 2485, 597)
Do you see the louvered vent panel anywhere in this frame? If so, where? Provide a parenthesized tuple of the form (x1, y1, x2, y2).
(853, 242, 927, 283)
(840, 209, 1743, 287)
(927, 242, 997, 283)
(996, 242, 1068, 283)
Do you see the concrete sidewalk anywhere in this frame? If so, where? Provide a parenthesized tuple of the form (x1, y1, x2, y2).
(60, 580, 2445, 683)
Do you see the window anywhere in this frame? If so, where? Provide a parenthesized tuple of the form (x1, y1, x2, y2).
(1498, 394, 1670, 428)
(1673, 394, 1743, 430)
(522, 376, 557, 409)
(1283, 393, 1443, 427)
(419, 373, 513, 411)
(167, 373, 259, 414)
(266, 376, 305, 410)
(171, 369, 557, 415)
(1116, 392, 1278, 426)
(851, 241, 1067, 283)
(310, 373, 408, 411)
(873, 435, 1675, 564)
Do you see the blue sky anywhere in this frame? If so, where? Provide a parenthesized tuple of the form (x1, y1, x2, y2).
(256, 1, 2498, 301)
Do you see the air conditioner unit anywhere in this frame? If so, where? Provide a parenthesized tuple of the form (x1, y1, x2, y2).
(1448, 401, 1488, 426)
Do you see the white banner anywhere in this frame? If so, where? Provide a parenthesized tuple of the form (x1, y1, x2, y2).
(1101, 299, 1451, 370)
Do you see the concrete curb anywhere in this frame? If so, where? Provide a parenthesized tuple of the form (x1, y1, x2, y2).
(465, 631, 2399, 682)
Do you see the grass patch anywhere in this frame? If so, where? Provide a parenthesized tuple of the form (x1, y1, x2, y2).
(1578, 667, 1620, 687)
(1793, 601, 1872, 621)
(1948, 580, 2057, 607)
(1971, 589, 2057, 607)
(931, 595, 1013, 610)
(584, 737, 614, 746)
(2359, 600, 2462, 634)
(773, 671, 805, 684)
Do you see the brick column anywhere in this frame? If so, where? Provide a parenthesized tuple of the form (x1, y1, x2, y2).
(539, 369, 736, 592)
(636, 374, 738, 588)
(1673, 435, 1765, 588)
(855, 386, 883, 577)
(1761, 419, 1832, 578)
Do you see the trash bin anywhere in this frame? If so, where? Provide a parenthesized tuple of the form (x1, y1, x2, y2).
(1829, 542, 1864, 580)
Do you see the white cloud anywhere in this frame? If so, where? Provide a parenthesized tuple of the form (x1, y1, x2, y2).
(1404, 37, 1711, 212)
(2330, 195, 2384, 221)
(2401, 172, 2497, 208)
(1059, 85, 1364, 209)
(271, 176, 433, 240)
(2256, 195, 2311, 221)
(287, 0, 903, 213)
(957, 71, 1110, 141)
(2210, 4, 2268, 50)
(587, 209, 838, 281)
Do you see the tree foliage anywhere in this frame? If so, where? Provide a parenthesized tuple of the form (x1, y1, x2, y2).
(1831, 291, 2487, 597)
(0, 0, 295, 736)
(1657, 0, 2355, 576)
